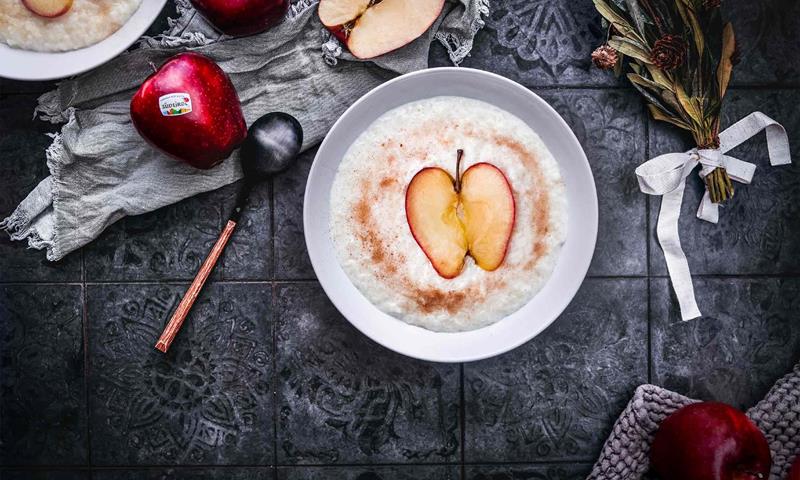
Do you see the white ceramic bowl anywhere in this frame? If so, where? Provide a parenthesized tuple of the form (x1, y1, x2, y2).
(0, 0, 167, 81)
(304, 67, 597, 363)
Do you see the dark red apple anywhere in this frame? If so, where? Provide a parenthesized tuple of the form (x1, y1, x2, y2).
(130, 52, 247, 170)
(789, 455, 800, 480)
(651, 402, 771, 480)
(190, 0, 289, 36)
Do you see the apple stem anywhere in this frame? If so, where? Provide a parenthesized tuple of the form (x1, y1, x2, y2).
(148, 61, 158, 73)
(454, 149, 464, 193)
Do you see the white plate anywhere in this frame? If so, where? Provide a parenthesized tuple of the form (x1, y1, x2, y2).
(304, 67, 597, 363)
(0, 0, 167, 81)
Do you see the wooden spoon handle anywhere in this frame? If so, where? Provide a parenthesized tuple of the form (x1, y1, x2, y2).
(155, 219, 237, 353)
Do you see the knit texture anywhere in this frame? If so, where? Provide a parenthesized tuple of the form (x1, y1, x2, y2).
(589, 363, 800, 479)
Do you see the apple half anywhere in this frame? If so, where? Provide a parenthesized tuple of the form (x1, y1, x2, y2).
(318, 0, 445, 59)
(406, 150, 516, 279)
(22, 0, 73, 17)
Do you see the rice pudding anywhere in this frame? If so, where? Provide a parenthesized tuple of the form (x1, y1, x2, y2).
(0, 0, 142, 52)
(329, 96, 567, 332)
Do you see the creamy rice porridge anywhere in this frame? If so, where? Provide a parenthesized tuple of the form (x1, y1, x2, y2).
(0, 0, 142, 52)
(329, 96, 567, 332)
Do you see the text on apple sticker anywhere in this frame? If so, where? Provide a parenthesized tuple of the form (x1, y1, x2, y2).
(159, 93, 193, 117)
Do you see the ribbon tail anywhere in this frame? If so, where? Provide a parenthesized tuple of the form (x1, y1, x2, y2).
(656, 181, 702, 321)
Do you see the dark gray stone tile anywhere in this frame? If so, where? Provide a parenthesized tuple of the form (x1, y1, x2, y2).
(0, 285, 87, 465)
(87, 283, 273, 465)
(466, 464, 593, 480)
(0, 94, 81, 281)
(464, 278, 648, 462)
(93, 468, 272, 480)
(462, 0, 623, 87)
(275, 282, 460, 464)
(277, 466, 460, 480)
(648, 90, 800, 275)
(220, 181, 273, 280)
(274, 148, 315, 280)
(84, 187, 227, 282)
(541, 90, 647, 276)
(651, 277, 800, 410)
(1, 471, 89, 480)
(728, 0, 800, 86)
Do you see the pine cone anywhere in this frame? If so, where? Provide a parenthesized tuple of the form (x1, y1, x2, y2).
(651, 35, 687, 70)
(592, 45, 619, 70)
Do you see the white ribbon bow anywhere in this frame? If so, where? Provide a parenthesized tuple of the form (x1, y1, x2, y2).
(635, 112, 791, 321)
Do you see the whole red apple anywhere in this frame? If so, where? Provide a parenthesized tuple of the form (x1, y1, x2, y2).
(130, 52, 247, 170)
(191, 0, 289, 36)
(651, 402, 771, 480)
(789, 455, 800, 480)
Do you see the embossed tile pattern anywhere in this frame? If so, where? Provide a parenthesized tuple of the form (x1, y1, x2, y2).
(464, 279, 648, 462)
(84, 188, 225, 282)
(87, 283, 273, 465)
(541, 89, 647, 276)
(1, 472, 90, 480)
(727, 0, 800, 86)
(274, 147, 316, 279)
(466, 463, 593, 480)
(651, 277, 800, 410)
(220, 181, 273, 280)
(0, 285, 87, 465)
(648, 90, 800, 275)
(276, 283, 460, 464)
(93, 468, 271, 479)
(462, 0, 623, 87)
(278, 466, 460, 479)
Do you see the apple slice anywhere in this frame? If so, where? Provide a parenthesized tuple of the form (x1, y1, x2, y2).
(406, 150, 516, 279)
(318, 0, 445, 59)
(405, 167, 468, 279)
(22, 0, 73, 18)
(461, 163, 516, 271)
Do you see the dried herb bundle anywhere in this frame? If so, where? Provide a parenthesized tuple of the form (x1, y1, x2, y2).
(591, 0, 736, 203)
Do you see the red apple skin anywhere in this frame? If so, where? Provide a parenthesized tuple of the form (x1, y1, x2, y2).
(650, 402, 771, 480)
(789, 456, 800, 480)
(190, 0, 288, 36)
(130, 52, 247, 170)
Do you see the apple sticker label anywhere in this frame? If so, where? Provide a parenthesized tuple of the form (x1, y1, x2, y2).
(159, 93, 193, 117)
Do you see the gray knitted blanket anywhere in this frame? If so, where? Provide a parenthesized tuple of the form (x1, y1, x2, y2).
(589, 363, 800, 479)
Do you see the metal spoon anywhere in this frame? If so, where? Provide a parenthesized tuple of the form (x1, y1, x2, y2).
(155, 112, 303, 353)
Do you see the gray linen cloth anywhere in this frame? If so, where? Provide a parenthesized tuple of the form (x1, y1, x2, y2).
(1, 0, 489, 261)
(588, 362, 800, 480)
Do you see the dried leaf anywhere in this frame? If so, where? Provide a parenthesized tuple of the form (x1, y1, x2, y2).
(628, 73, 664, 93)
(660, 90, 682, 112)
(645, 64, 672, 89)
(675, 82, 701, 125)
(592, 0, 646, 44)
(608, 38, 652, 64)
(648, 104, 692, 130)
(624, 0, 647, 36)
(717, 22, 735, 99)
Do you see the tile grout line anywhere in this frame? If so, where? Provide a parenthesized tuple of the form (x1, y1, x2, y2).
(459, 363, 466, 480)
(0, 460, 596, 470)
(644, 110, 653, 385)
(271, 282, 279, 470)
(80, 247, 93, 473)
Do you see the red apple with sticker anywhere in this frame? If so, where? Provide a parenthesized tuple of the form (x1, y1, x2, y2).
(650, 402, 771, 480)
(130, 52, 247, 170)
(190, 0, 289, 36)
